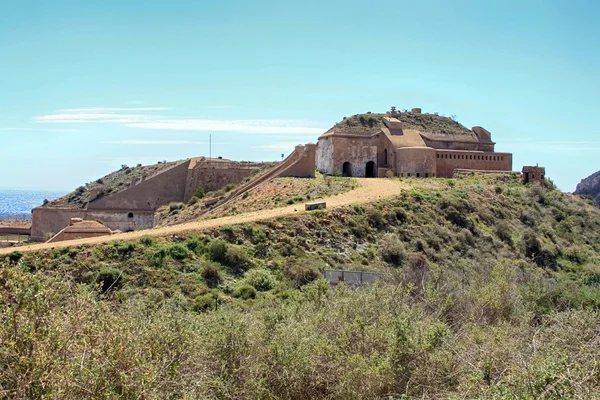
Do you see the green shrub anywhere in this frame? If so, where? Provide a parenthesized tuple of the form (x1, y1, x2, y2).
(224, 183, 236, 192)
(201, 264, 222, 288)
(188, 196, 200, 205)
(244, 269, 276, 291)
(151, 246, 170, 267)
(208, 239, 228, 263)
(332, 168, 342, 177)
(193, 186, 205, 199)
(192, 294, 216, 312)
(380, 235, 407, 266)
(96, 268, 123, 292)
(233, 284, 257, 300)
(140, 235, 154, 247)
(7, 251, 23, 264)
(185, 238, 203, 253)
(170, 244, 191, 260)
(224, 245, 251, 273)
(284, 260, 321, 287)
(495, 221, 513, 245)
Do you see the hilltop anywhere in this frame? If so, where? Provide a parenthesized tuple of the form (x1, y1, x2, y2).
(575, 169, 600, 206)
(325, 110, 473, 136)
(42, 161, 177, 208)
(3, 173, 600, 398)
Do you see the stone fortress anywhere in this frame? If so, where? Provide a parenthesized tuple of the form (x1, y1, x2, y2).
(30, 107, 516, 242)
(316, 107, 512, 178)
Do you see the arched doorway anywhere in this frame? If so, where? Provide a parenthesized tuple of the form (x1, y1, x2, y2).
(342, 162, 352, 177)
(366, 161, 376, 178)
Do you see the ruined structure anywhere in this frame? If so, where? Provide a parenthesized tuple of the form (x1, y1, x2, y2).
(316, 107, 513, 178)
(522, 165, 546, 185)
(31, 145, 316, 241)
(47, 218, 113, 243)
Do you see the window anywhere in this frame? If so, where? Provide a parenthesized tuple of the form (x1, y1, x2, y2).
(501, 156, 504, 161)
(416, 173, 420, 178)
(437, 153, 439, 158)
(407, 173, 411, 177)
(127, 212, 134, 218)
(425, 173, 429, 177)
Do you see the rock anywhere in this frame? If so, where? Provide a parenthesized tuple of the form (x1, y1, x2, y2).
(574, 170, 600, 207)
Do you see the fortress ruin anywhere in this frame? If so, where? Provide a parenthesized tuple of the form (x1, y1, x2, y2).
(30, 107, 515, 241)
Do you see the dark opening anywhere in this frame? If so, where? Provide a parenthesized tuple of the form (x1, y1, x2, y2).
(416, 173, 420, 178)
(127, 212, 134, 218)
(384, 149, 388, 166)
(425, 173, 429, 178)
(365, 161, 376, 178)
(342, 162, 352, 177)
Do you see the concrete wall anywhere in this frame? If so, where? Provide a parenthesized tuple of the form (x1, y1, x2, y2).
(86, 210, 155, 232)
(184, 162, 258, 202)
(329, 136, 380, 177)
(316, 137, 334, 174)
(280, 143, 316, 178)
(48, 229, 111, 243)
(395, 147, 437, 177)
(88, 161, 191, 211)
(435, 150, 512, 178)
(31, 208, 86, 241)
(422, 137, 495, 152)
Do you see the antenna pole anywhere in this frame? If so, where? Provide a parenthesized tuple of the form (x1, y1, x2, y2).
(209, 134, 212, 159)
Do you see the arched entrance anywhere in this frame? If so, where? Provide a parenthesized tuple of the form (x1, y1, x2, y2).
(342, 162, 352, 177)
(366, 161, 376, 178)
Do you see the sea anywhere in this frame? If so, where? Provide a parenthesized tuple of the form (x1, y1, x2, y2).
(0, 189, 66, 220)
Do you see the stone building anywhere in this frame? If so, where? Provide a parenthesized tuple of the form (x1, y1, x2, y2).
(316, 107, 513, 178)
(522, 165, 546, 185)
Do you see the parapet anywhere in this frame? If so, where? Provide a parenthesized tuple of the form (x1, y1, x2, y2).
(383, 117, 403, 130)
(472, 126, 492, 141)
(411, 108, 422, 114)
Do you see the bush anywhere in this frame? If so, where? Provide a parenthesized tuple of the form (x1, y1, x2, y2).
(495, 221, 513, 245)
(208, 239, 228, 263)
(244, 269, 276, 291)
(380, 236, 407, 266)
(192, 294, 216, 312)
(140, 236, 154, 247)
(96, 268, 123, 293)
(201, 264, 222, 288)
(224, 246, 251, 273)
(188, 196, 200, 205)
(170, 244, 191, 260)
(186, 238, 203, 253)
(193, 187, 205, 199)
(284, 260, 321, 287)
(233, 284, 257, 300)
(7, 251, 23, 264)
(151, 246, 170, 267)
(332, 168, 342, 177)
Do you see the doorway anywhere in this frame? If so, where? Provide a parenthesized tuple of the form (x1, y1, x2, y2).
(342, 162, 352, 177)
(366, 161, 376, 178)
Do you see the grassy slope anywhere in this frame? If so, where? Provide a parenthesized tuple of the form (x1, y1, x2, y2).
(2, 174, 600, 398)
(327, 111, 472, 136)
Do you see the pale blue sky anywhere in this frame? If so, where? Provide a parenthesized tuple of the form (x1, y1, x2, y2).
(1, 0, 598, 192)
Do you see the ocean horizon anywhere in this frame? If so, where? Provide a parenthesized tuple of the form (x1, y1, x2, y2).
(0, 188, 66, 219)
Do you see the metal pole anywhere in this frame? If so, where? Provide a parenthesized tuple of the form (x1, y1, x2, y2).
(209, 134, 212, 159)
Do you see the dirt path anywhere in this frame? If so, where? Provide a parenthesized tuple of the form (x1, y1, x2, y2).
(0, 178, 411, 255)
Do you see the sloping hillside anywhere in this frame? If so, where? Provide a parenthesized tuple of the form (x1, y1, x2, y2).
(575, 170, 600, 206)
(326, 110, 473, 136)
(2, 174, 600, 398)
(42, 161, 177, 208)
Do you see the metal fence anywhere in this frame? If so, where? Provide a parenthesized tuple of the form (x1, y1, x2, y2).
(324, 270, 380, 286)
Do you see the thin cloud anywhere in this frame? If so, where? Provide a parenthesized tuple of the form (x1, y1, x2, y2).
(34, 107, 325, 135)
(104, 140, 226, 145)
(60, 107, 170, 112)
(0, 127, 80, 133)
(127, 119, 324, 135)
(252, 142, 302, 151)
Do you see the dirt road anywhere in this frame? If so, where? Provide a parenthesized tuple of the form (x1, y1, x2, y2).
(0, 178, 410, 255)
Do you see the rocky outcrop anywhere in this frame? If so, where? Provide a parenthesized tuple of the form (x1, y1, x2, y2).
(574, 170, 600, 206)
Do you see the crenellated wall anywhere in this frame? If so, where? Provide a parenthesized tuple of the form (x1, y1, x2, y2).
(435, 150, 512, 178)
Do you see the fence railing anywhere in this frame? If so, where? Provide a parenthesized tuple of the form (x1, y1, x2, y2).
(324, 270, 380, 286)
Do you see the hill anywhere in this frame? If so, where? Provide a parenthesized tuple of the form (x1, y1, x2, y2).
(575, 170, 600, 206)
(2, 174, 600, 398)
(42, 161, 177, 208)
(325, 110, 473, 136)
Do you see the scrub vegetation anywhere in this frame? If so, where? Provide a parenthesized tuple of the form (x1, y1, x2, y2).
(2, 174, 600, 398)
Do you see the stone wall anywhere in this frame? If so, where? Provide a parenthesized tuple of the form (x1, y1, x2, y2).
(184, 161, 258, 202)
(435, 150, 512, 178)
(522, 166, 545, 184)
(280, 143, 316, 178)
(88, 161, 191, 211)
(31, 208, 86, 241)
(395, 147, 437, 177)
(316, 137, 334, 174)
(86, 210, 155, 232)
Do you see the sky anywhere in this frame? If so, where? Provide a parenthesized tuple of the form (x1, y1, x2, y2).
(0, 0, 598, 192)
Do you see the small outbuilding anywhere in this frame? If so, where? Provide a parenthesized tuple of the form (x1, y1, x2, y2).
(46, 218, 113, 243)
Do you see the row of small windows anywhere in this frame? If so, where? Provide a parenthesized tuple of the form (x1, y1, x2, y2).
(436, 153, 504, 161)
(399, 172, 434, 178)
